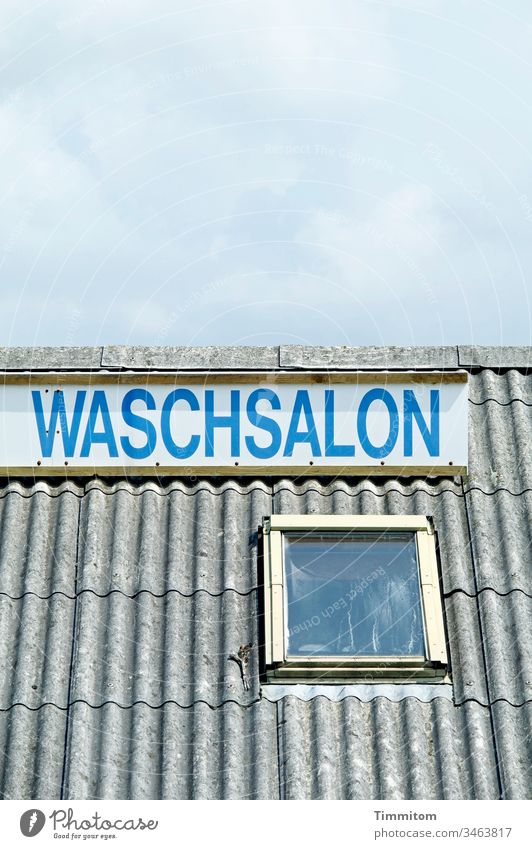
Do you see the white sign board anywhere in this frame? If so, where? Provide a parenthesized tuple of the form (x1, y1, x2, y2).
(0, 375, 468, 475)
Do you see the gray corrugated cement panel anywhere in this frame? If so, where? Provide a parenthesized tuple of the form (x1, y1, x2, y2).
(277, 696, 500, 799)
(477, 590, 532, 705)
(0, 487, 80, 596)
(491, 703, 532, 799)
(466, 400, 531, 494)
(465, 490, 532, 593)
(62, 700, 279, 800)
(0, 706, 67, 799)
(76, 479, 271, 595)
(70, 590, 260, 708)
(0, 594, 75, 709)
(67, 583, 488, 708)
(469, 370, 532, 405)
(443, 593, 490, 705)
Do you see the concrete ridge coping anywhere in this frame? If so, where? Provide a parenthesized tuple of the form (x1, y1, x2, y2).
(0, 344, 529, 371)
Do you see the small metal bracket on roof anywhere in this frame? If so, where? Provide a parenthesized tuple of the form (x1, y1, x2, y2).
(228, 644, 253, 691)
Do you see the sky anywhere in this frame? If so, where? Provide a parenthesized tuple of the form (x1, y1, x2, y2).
(0, 0, 531, 348)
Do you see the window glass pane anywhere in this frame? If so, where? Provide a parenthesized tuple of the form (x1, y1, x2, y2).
(284, 532, 426, 657)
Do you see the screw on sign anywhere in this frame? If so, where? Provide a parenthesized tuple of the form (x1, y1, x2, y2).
(20, 810, 46, 837)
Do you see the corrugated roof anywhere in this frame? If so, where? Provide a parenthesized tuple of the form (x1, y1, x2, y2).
(71, 590, 260, 708)
(468, 370, 531, 405)
(0, 595, 74, 710)
(467, 401, 531, 493)
(465, 490, 531, 593)
(0, 706, 66, 799)
(0, 348, 530, 800)
(491, 703, 532, 800)
(77, 481, 271, 595)
(277, 696, 501, 800)
(0, 488, 80, 597)
(63, 701, 279, 800)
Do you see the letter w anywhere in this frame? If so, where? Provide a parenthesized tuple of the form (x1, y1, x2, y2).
(32, 390, 86, 457)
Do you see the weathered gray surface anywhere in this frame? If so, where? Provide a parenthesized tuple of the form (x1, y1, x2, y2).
(0, 346, 102, 370)
(459, 346, 531, 369)
(477, 591, 531, 705)
(0, 488, 80, 596)
(71, 591, 260, 707)
(280, 345, 459, 369)
(468, 370, 532, 405)
(101, 345, 279, 370)
(77, 480, 270, 595)
(0, 595, 74, 709)
(277, 697, 500, 799)
(465, 490, 531, 593)
(0, 706, 67, 799)
(491, 703, 532, 800)
(62, 700, 279, 800)
(467, 400, 531, 493)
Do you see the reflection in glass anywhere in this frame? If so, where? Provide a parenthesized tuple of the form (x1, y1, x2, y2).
(284, 532, 426, 657)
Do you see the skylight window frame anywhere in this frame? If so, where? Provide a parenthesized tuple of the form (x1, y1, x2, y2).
(262, 514, 448, 682)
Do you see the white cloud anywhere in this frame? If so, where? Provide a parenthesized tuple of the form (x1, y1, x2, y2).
(297, 184, 444, 301)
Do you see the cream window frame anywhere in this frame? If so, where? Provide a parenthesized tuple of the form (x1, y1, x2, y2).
(262, 514, 448, 681)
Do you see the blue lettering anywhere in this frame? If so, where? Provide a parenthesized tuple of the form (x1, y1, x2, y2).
(357, 388, 399, 459)
(404, 389, 440, 457)
(324, 389, 355, 457)
(120, 389, 157, 460)
(284, 390, 321, 457)
(245, 388, 282, 459)
(80, 391, 118, 458)
(161, 389, 200, 459)
(205, 390, 240, 458)
(32, 389, 86, 458)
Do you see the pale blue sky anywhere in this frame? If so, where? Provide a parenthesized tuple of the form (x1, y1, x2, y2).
(0, 1, 531, 347)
